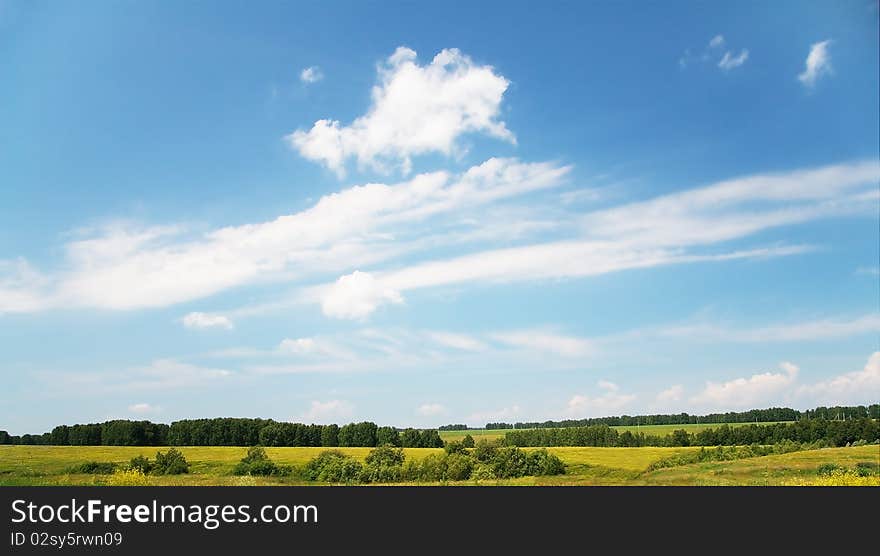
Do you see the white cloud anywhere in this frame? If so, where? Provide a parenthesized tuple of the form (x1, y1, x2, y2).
(128, 402, 160, 414)
(679, 35, 746, 70)
(2, 160, 874, 319)
(798, 40, 832, 87)
(653, 314, 880, 343)
(566, 382, 636, 417)
(424, 331, 487, 351)
(718, 49, 749, 70)
(656, 385, 684, 403)
(691, 361, 799, 409)
(278, 337, 317, 354)
(0, 258, 51, 313)
(416, 403, 446, 416)
(182, 312, 233, 330)
(320, 271, 404, 320)
(797, 352, 880, 405)
(466, 405, 520, 425)
(42, 359, 233, 395)
(298, 399, 354, 424)
(0, 157, 568, 314)
(300, 66, 323, 84)
(286, 47, 514, 176)
(302, 160, 876, 318)
(490, 330, 593, 357)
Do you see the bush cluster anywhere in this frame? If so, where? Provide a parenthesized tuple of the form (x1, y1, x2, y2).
(232, 446, 292, 477)
(128, 448, 190, 475)
(646, 441, 823, 472)
(301, 441, 565, 484)
(301, 450, 364, 483)
(69, 461, 118, 474)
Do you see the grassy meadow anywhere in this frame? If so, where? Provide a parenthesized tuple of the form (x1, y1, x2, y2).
(1, 444, 877, 486)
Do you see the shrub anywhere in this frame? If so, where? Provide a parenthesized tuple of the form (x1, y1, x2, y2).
(445, 453, 473, 481)
(232, 446, 284, 476)
(109, 468, 149, 486)
(525, 449, 566, 476)
(152, 448, 189, 475)
(461, 434, 475, 448)
(361, 445, 405, 483)
(302, 450, 363, 483)
(855, 462, 879, 477)
(415, 453, 449, 482)
(471, 463, 496, 481)
(69, 461, 117, 474)
(816, 463, 843, 476)
(444, 441, 468, 455)
(473, 439, 499, 463)
(491, 446, 529, 478)
(128, 455, 153, 474)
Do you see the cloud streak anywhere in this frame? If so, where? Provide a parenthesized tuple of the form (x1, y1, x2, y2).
(798, 40, 832, 87)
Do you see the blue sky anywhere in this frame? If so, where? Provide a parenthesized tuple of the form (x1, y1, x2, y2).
(1, 1, 878, 434)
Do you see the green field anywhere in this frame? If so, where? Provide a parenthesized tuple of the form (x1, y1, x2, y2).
(1, 444, 877, 486)
(438, 422, 791, 443)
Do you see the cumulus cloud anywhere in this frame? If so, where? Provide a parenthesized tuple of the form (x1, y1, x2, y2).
(298, 399, 354, 423)
(798, 40, 832, 87)
(708, 35, 725, 48)
(416, 403, 446, 416)
(182, 312, 234, 330)
(286, 47, 514, 176)
(566, 381, 636, 417)
(718, 49, 749, 70)
(656, 384, 684, 403)
(300, 66, 323, 84)
(691, 361, 799, 409)
(797, 352, 880, 405)
(320, 271, 404, 320)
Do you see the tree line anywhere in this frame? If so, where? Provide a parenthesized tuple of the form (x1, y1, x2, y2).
(485, 404, 879, 430)
(502, 418, 880, 448)
(0, 418, 444, 448)
(438, 424, 468, 431)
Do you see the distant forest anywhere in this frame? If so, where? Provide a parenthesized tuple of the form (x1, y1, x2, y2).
(0, 404, 876, 447)
(483, 404, 880, 430)
(0, 419, 443, 448)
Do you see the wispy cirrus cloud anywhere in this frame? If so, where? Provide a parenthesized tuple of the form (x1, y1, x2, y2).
(311, 160, 877, 319)
(798, 40, 833, 87)
(644, 313, 880, 343)
(182, 312, 234, 330)
(718, 49, 749, 70)
(0, 157, 570, 314)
